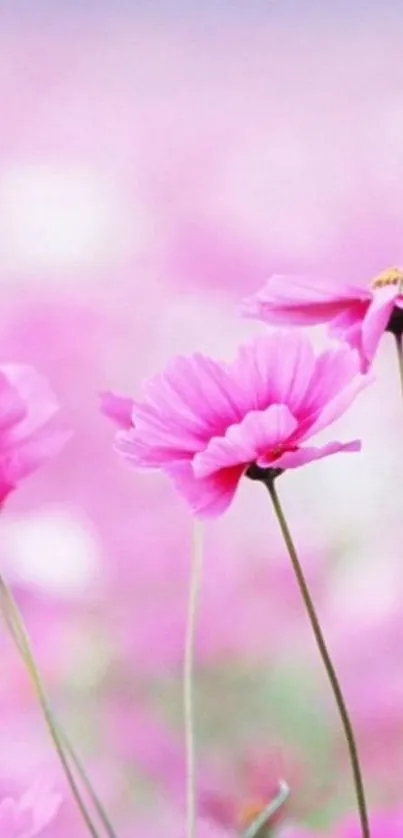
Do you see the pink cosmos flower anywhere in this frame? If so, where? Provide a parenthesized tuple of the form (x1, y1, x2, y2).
(0, 364, 69, 503)
(111, 331, 367, 517)
(242, 266, 403, 372)
(0, 783, 61, 838)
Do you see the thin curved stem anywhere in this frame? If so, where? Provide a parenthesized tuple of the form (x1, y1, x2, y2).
(0, 592, 117, 837)
(184, 522, 203, 838)
(265, 480, 370, 838)
(394, 333, 403, 402)
(0, 577, 102, 838)
(243, 781, 290, 838)
(57, 729, 118, 838)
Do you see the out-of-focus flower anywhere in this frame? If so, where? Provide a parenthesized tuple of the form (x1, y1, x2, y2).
(275, 827, 316, 838)
(335, 808, 403, 838)
(0, 783, 61, 838)
(243, 267, 403, 372)
(201, 776, 289, 835)
(110, 331, 366, 517)
(199, 746, 328, 838)
(175, 818, 234, 838)
(0, 364, 69, 503)
(278, 808, 403, 838)
(99, 391, 134, 430)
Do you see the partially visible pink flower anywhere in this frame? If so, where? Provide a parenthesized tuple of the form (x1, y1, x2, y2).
(99, 391, 134, 430)
(0, 783, 61, 838)
(276, 828, 317, 838)
(335, 809, 403, 838)
(111, 331, 367, 517)
(200, 766, 289, 835)
(199, 747, 329, 837)
(0, 364, 69, 503)
(263, 809, 403, 838)
(242, 267, 403, 371)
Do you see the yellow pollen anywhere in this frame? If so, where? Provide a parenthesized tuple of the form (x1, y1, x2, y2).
(370, 266, 403, 290)
(236, 800, 267, 830)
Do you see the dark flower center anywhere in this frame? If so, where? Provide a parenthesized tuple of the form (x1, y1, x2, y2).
(387, 306, 403, 337)
(245, 463, 283, 483)
(245, 443, 298, 483)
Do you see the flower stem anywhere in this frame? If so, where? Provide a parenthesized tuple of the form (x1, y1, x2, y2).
(56, 729, 118, 838)
(394, 333, 403, 402)
(243, 781, 290, 838)
(0, 576, 108, 838)
(184, 522, 203, 838)
(265, 480, 370, 838)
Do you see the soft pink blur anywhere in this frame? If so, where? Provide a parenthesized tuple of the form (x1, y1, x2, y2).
(0, 4, 401, 836)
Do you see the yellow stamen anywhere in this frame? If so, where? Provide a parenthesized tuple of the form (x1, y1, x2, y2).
(370, 266, 403, 290)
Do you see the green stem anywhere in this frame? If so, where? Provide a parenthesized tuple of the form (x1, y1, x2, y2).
(394, 333, 403, 402)
(2, 598, 117, 838)
(184, 522, 203, 838)
(57, 729, 118, 838)
(0, 577, 103, 838)
(265, 480, 370, 838)
(243, 781, 289, 838)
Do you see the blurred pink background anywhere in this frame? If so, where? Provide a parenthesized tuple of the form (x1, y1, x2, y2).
(0, 2, 402, 835)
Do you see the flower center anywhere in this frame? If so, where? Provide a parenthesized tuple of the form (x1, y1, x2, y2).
(370, 266, 403, 290)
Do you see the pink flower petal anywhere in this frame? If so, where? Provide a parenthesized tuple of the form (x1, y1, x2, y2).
(167, 461, 244, 518)
(193, 405, 298, 478)
(361, 285, 398, 368)
(0, 374, 26, 432)
(298, 346, 370, 438)
(327, 301, 369, 357)
(141, 353, 243, 439)
(115, 426, 196, 468)
(242, 275, 369, 326)
(272, 439, 361, 470)
(0, 426, 71, 489)
(231, 332, 316, 418)
(99, 390, 134, 429)
(0, 365, 59, 446)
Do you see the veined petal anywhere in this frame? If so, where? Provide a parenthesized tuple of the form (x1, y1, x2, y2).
(100, 391, 134, 429)
(167, 461, 244, 518)
(193, 405, 297, 479)
(242, 275, 369, 325)
(231, 332, 316, 416)
(302, 374, 370, 440)
(272, 439, 361, 469)
(137, 353, 244, 446)
(298, 345, 370, 438)
(115, 428, 194, 468)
